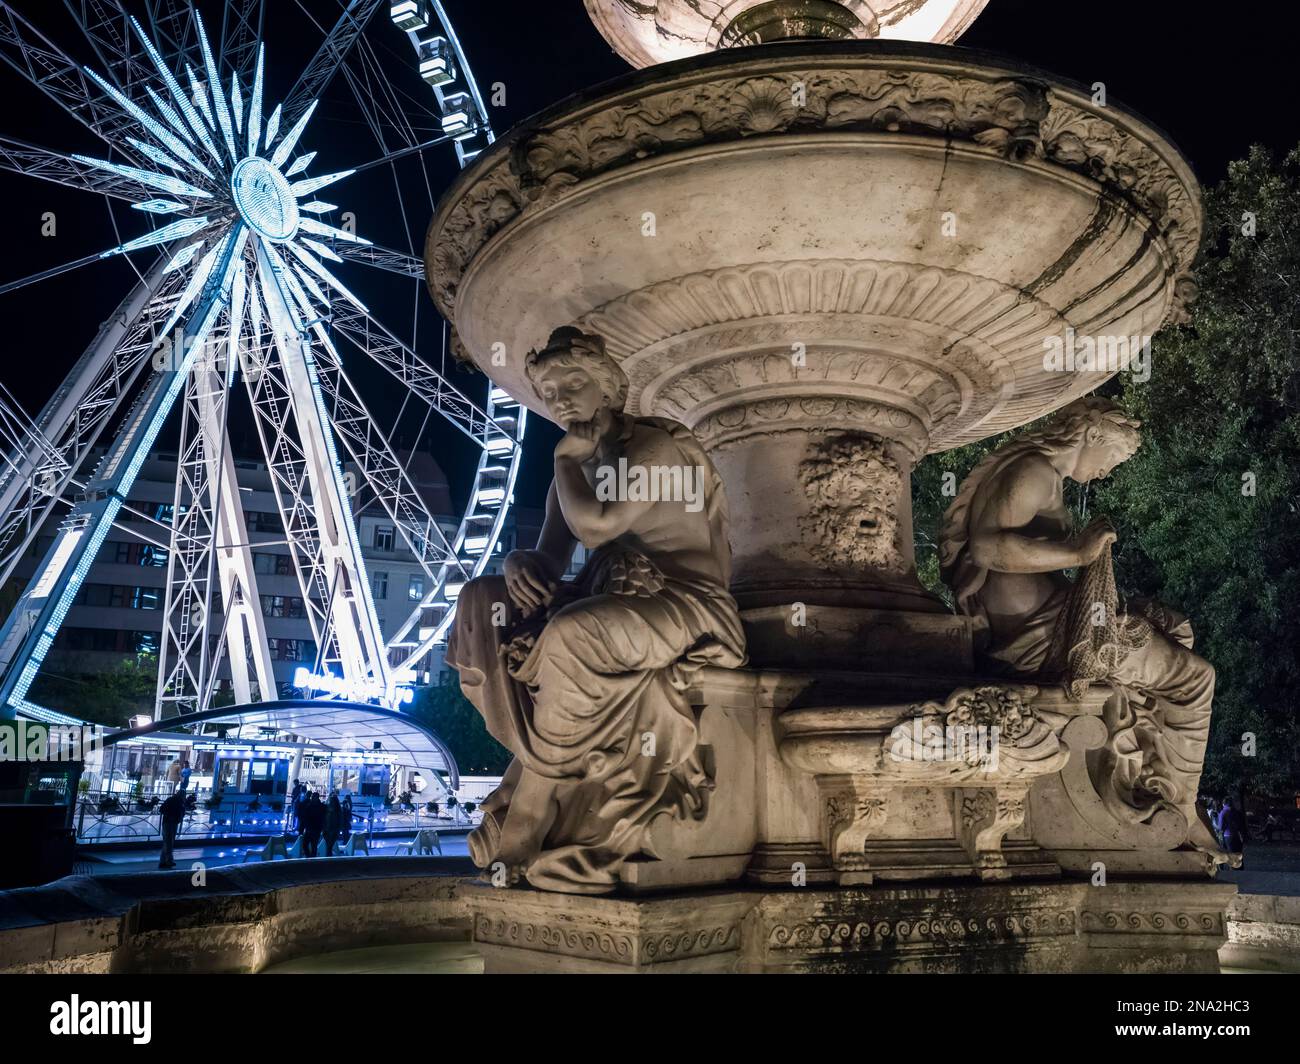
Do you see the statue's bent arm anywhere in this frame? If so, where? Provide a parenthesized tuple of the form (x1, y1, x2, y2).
(968, 456, 1085, 574)
(552, 430, 675, 549)
(532, 479, 578, 574)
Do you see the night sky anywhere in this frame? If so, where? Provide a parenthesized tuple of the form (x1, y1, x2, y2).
(0, 0, 1295, 511)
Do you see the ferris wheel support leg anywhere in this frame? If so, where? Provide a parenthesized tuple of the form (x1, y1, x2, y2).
(255, 239, 390, 696)
(212, 450, 277, 705)
(156, 360, 276, 717)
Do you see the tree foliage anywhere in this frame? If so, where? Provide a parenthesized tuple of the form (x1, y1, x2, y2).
(408, 678, 511, 777)
(28, 654, 159, 728)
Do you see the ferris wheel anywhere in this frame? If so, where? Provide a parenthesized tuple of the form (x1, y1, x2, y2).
(0, 0, 525, 720)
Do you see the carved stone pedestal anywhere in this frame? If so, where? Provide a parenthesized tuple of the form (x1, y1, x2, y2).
(464, 880, 1235, 974)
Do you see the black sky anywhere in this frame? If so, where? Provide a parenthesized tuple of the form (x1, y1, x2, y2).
(0, 0, 1296, 510)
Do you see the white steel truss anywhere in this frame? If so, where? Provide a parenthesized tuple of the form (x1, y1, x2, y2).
(0, 0, 522, 723)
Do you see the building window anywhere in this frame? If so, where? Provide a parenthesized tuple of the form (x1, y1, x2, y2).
(253, 552, 294, 576)
(373, 526, 395, 552)
(260, 595, 305, 619)
(268, 638, 315, 662)
(246, 511, 283, 534)
(130, 586, 162, 610)
(79, 583, 164, 609)
(59, 628, 160, 654)
(371, 571, 388, 599)
(408, 575, 424, 601)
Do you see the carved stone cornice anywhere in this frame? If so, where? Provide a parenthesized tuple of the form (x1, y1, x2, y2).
(693, 395, 930, 455)
(471, 912, 742, 966)
(766, 908, 1078, 950)
(427, 43, 1201, 330)
(1041, 94, 1200, 322)
(1079, 910, 1224, 935)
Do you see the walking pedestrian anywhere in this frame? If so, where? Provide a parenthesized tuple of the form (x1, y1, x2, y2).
(1218, 796, 1247, 866)
(340, 792, 353, 844)
(158, 790, 186, 870)
(323, 791, 342, 856)
(299, 791, 324, 857)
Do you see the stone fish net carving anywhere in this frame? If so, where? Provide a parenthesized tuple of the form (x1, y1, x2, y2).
(1045, 545, 1150, 700)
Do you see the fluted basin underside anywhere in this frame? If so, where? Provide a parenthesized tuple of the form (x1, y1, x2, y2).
(428, 40, 1200, 451)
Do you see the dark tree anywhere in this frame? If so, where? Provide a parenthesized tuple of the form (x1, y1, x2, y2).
(409, 678, 511, 776)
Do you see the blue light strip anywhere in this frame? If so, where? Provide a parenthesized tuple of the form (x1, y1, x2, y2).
(84, 67, 213, 179)
(230, 74, 244, 135)
(285, 151, 316, 177)
(297, 217, 371, 246)
(125, 136, 184, 173)
(194, 11, 238, 160)
(270, 101, 318, 168)
(287, 242, 369, 312)
(163, 240, 205, 274)
(185, 65, 216, 129)
(72, 153, 211, 200)
(248, 47, 265, 156)
(264, 104, 282, 151)
(99, 216, 210, 258)
(130, 16, 223, 165)
(144, 84, 199, 148)
(289, 170, 354, 198)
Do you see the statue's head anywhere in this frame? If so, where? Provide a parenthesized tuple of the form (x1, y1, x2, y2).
(1047, 396, 1142, 482)
(524, 326, 629, 428)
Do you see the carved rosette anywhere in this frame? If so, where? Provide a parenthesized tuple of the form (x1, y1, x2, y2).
(885, 684, 1071, 783)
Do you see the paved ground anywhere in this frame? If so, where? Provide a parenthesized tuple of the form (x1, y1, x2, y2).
(1217, 841, 1300, 898)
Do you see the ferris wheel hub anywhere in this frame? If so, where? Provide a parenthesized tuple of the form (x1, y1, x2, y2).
(231, 157, 300, 243)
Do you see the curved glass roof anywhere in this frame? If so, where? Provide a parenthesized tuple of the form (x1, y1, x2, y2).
(97, 699, 460, 791)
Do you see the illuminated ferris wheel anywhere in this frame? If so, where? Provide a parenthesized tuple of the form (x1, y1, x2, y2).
(0, 0, 525, 719)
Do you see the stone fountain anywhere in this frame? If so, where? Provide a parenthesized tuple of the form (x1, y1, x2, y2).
(424, 0, 1231, 973)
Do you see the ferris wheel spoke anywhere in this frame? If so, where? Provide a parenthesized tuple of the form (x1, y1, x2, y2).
(62, 0, 159, 102)
(328, 303, 516, 449)
(314, 357, 463, 576)
(0, 247, 130, 298)
(0, 258, 189, 591)
(281, 0, 388, 130)
(0, 136, 178, 201)
(0, 2, 143, 152)
(217, 0, 264, 81)
(321, 239, 424, 278)
(143, 0, 203, 74)
(348, 133, 460, 176)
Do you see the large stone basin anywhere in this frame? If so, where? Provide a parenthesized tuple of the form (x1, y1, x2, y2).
(426, 39, 1201, 664)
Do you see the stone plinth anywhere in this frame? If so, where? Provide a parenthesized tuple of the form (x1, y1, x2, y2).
(624, 668, 1221, 895)
(426, 40, 1201, 666)
(464, 879, 1236, 974)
